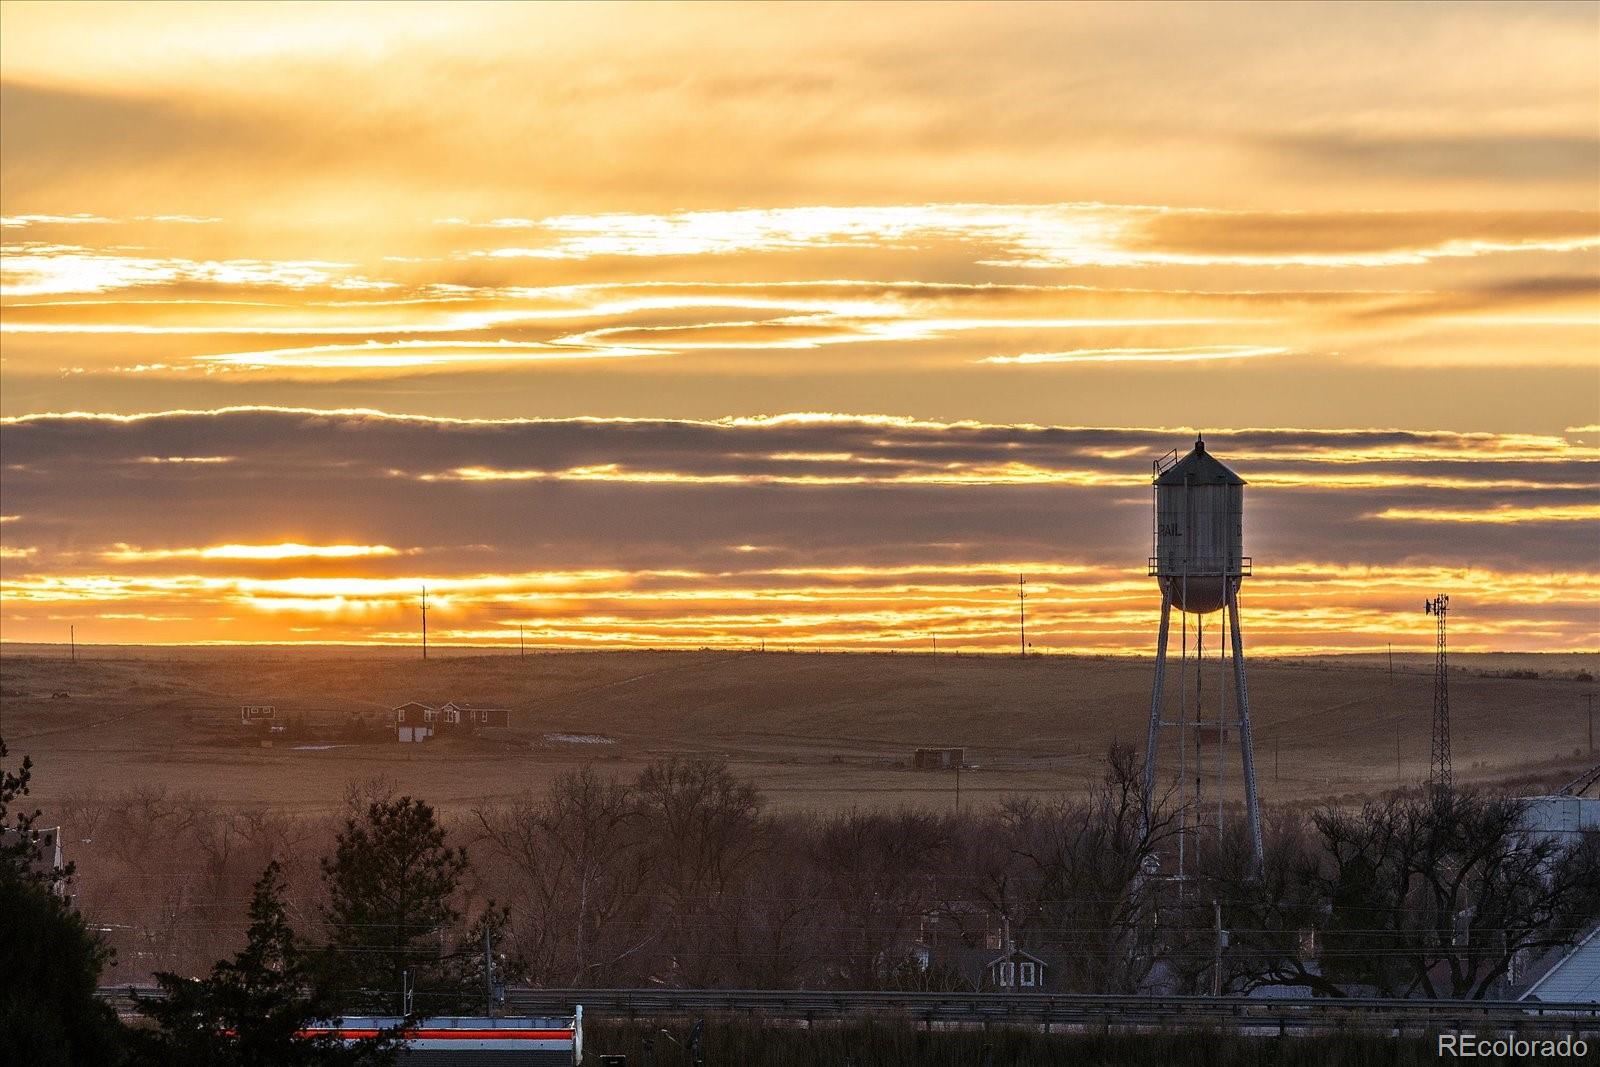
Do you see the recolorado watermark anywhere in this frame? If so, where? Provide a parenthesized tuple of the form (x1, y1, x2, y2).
(1438, 1033, 1589, 1058)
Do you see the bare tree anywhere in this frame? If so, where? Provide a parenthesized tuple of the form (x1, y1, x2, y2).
(995, 743, 1179, 993)
(1193, 792, 1600, 999)
(633, 757, 762, 986)
(475, 767, 651, 986)
(808, 809, 955, 988)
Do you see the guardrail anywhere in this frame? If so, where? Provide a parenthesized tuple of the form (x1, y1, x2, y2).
(501, 988, 1600, 1037)
(99, 985, 1600, 1037)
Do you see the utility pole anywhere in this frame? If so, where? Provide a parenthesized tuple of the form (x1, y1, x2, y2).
(1425, 594, 1451, 799)
(1212, 899, 1224, 996)
(519, 623, 525, 659)
(1388, 642, 1393, 681)
(70, 625, 76, 664)
(483, 926, 496, 1017)
(421, 586, 429, 661)
(1396, 723, 1402, 784)
(1588, 694, 1594, 755)
(1018, 574, 1026, 658)
(955, 759, 961, 812)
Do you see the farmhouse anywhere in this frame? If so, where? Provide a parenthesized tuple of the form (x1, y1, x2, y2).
(394, 701, 513, 742)
(437, 701, 511, 729)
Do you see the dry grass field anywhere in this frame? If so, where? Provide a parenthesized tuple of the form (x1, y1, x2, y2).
(2, 645, 1595, 815)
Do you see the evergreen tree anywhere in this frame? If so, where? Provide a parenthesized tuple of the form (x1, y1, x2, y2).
(450, 903, 513, 1012)
(0, 738, 124, 1067)
(132, 861, 396, 1066)
(320, 796, 469, 1014)
(1, 736, 70, 884)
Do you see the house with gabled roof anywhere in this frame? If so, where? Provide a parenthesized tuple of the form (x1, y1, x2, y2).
(394, 701, 436, 743)
(437, 701, 511, 730)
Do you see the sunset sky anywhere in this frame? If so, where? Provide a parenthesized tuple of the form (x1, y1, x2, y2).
(1, 1, 1596, 652)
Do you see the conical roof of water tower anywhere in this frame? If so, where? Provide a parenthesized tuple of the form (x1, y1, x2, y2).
(1154, 435, 1245, 487)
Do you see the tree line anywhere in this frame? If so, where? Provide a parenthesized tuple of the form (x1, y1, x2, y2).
(4, 736, 1598, 1065)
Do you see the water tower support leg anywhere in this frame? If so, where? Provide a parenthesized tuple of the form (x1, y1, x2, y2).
(1227, 584, 1265, 870)
(1143, 591, 1173, 820)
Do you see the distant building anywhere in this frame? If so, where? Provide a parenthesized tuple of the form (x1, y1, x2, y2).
(912, 747, 964, 772)
(911, 910, 1059, 991)
(395, 700, 511, 741)
(394, 702, 436, 743)
(1518, 925, 1600, 1004)
(438, 701, 512, 730)
(240, 704, 275, 727)
(966, 942, 1049, 990)
(1519, 794, 1600, 845)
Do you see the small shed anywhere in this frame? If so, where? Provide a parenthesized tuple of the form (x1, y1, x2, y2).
(394, 702, 436, 743)
(240, 704, 275, 727)
(912, 747, 964, 772)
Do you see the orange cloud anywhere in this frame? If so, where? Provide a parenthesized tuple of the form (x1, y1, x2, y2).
(102, 542, 405, 562)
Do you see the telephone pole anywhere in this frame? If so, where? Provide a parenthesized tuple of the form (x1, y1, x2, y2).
(421, 586, 429, 661)
(483, 926, 496, 1017)
(70, 625, 76, 664)
(1018, 574, 1026, 658)
(519, 623, 525, 659)
(1425, 594, 1451, 799)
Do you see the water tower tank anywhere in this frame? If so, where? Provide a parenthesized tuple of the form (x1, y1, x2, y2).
(1151, 436, 1246, 614)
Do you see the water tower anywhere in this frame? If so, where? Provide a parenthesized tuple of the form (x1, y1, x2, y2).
(1140, 435, 1264, 870)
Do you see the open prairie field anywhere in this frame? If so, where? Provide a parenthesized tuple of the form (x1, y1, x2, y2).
(1, 646, 1595, 815)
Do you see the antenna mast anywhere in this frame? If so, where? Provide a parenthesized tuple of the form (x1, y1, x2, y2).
(1425, 594, 1451, 798)
(421, 586, 429, 661)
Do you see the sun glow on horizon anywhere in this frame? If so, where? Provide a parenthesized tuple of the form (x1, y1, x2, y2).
(0, 1, 1595, 652)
